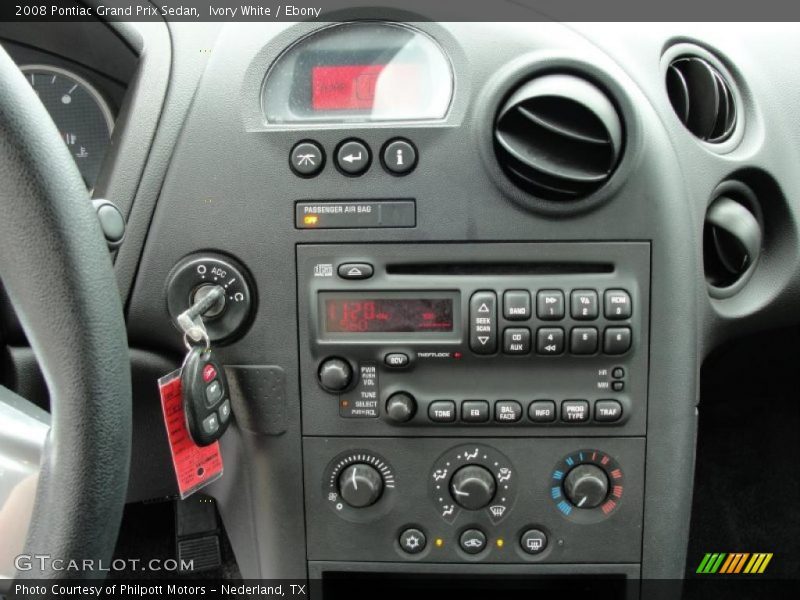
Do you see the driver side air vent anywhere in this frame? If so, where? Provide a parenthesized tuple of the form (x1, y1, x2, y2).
(666, 57, 736, 143)
(494, 74, 623, 201)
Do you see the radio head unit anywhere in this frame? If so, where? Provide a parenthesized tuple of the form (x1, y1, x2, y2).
(297, 242, 650, 437)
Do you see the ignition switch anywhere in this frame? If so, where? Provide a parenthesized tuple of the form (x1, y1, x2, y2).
(166, 253, 254, 343)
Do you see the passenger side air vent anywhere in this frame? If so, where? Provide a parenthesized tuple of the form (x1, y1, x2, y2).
(704, 193, 762, 290)
(666, 57, 736, 143)
(494, 74, 623, 201)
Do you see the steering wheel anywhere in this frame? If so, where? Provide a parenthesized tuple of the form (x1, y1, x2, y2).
(0, 47, 131, 578)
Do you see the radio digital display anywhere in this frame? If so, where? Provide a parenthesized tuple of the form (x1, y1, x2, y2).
(324, 297, 454, 333)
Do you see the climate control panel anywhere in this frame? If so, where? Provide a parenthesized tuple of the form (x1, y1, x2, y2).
(304, 437, 644, 564)
(297, 242, 650, 437)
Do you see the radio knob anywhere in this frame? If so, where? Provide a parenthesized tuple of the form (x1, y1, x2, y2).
(385, 392, 416, 423)
(450, 465, 496, 510)
(338, 463, 384, 508)
(563, 464, 609, 509)
(318, 357, 353, 393)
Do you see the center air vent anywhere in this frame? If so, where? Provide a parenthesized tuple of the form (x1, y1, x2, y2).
(494, 74, 623, 201)
(666, 57, 736, 143)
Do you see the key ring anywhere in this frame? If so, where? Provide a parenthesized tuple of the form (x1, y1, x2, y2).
(183, 328, 210, 354)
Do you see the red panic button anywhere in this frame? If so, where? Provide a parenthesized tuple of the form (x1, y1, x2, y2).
(202, 364, 217, 383)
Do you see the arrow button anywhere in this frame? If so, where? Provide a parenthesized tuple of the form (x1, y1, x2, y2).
(337, 263, 374, 280)
(335, 139, 371, 176)
(470, 291, 497, 355)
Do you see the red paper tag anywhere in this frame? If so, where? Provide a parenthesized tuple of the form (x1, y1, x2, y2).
(158, 370, 223, 499)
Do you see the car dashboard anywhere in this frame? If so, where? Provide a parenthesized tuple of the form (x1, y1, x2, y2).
(2, 13, 800, 598)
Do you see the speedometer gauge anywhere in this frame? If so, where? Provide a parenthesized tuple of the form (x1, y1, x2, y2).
(21, 65, 114, 190)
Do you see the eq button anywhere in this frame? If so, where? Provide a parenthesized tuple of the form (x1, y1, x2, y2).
(470, 291, 497, 354)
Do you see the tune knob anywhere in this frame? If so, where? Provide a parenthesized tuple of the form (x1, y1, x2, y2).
(450, 465, 496, 510)
(318, 357, 353, 393)
(563, 464, 609, 509)
(338, 463, 384, 508)
(385, 392, 417, 423)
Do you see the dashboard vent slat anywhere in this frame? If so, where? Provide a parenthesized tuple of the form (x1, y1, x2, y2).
(494, 74, 623, 201)
(666, 56, 737, 143)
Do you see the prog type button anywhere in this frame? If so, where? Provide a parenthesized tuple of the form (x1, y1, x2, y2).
(561, 400, 590, 423)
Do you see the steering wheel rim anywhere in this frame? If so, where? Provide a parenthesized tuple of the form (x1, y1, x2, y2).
(0, 47, 131, 578)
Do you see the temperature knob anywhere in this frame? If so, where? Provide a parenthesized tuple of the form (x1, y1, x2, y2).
(338, 463, 384, 508)
(564, 464, 610, 509)
(450, 465, 496, 510)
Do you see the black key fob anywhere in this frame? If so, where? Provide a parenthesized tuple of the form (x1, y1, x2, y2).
(181, 346, 232, 446)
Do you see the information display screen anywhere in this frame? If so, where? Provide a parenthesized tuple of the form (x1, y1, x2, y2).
(311, 64, 422, 112)
(324, 297, 454, 333)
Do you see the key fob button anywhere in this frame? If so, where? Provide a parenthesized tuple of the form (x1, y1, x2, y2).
(202, 364, 217, 383)
(202, 412, 220, 435)
(219, 399, 231, 423)
(205, 380, 223, 407)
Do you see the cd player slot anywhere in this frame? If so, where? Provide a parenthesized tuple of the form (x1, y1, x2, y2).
(385, 262, 614, 276)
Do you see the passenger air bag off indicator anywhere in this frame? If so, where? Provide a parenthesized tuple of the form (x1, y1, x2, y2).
(296, 199, 416, 229)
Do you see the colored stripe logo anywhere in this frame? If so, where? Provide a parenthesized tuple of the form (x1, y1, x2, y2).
(696, 553, 773, 574)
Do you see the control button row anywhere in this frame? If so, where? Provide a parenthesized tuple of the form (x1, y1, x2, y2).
(426, 399, 623, 424)
(398, 526, 547, 556)
(290, 138, 417, 178)
(502, 289, 632, 321)
(503, 326, 632, 356)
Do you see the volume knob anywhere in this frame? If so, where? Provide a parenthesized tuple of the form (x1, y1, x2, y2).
(318, 357, 353, 393)
(338, 463, 384, 508)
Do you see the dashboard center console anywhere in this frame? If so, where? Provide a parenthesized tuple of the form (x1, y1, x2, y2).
(298, 242, 649, 569)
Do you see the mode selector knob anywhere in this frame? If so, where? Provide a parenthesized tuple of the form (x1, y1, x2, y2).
(338, 463, 384, 508)
(385, 392, 417, 423)
(563, 464, 609, 509)
(450, 465, 496, 510)
(318, 357, 353, 393)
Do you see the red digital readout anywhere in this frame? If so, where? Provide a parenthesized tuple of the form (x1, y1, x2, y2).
(325, 298, 453, 333)
(311, 64, 422, 111)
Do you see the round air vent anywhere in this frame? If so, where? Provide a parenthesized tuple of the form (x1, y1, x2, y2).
(666, 57, 736, 143)
(704, 193, 762, 290)
(494, 74, 623, 201)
